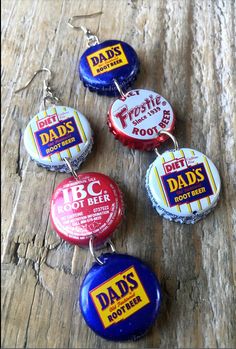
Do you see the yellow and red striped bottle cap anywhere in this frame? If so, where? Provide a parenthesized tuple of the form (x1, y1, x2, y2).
(146, 148, 221, 223)
(24, 106, 92, 172)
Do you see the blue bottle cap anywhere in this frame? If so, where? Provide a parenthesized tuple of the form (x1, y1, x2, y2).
(79, 40, 139, 96)
(80, 253, 161, 341)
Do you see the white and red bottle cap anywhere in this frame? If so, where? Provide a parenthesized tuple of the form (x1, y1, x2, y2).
(108, 89, 175, 150)
(50, 172, 124, 247)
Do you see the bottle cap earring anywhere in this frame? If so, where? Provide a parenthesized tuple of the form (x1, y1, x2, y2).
(146, 130, 221, 223)
(68, 13, 140, 96)
(49, 160, 161, 341)
(68, 14, 175, 149)
(50, 161, 124, 247)
(80, 244, 161, 341)
(108, 86, 175, 150)
(15, 68, 93, 172)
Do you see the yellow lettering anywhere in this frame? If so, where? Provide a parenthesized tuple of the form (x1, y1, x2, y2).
(185, 171, 196, 186)
(66, 121, 75, 133)
(39, 133, 49, 145)
(49, 129, 58, 141)
(166, 178, 178, 192)
(191, 187, 206, 196)
(39, 122, 76, 146)
(177, 175, 188, 189)
(195, 168, 205, 182)
(57, 125, 67, 137)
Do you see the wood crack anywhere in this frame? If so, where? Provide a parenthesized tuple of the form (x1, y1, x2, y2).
(23, 279, 38, 349)
(15, 128, 22, 181)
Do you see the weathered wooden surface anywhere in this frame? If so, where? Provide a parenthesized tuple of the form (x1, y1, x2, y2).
(1, 0, 236, 348)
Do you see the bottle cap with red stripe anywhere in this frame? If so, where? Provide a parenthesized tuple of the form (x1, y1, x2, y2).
(145, 131, 221, 224)
(50, 171, 124, 247)
(108, 88, 175, 150)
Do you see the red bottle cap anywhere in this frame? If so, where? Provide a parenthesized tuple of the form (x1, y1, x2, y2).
(50, 172, 124, 247)
(108, 89, 175, 150)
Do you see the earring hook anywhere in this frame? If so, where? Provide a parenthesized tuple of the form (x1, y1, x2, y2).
(67, 12, 102, 47)
(67, 12, 103, 30)
(15, 67, 61, 110)
(15, 67, 52, 94)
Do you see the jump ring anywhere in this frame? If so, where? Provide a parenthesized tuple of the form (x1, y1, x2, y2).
(63, 158, 79, 180)
(113, 79, 126, 98)
(89, 237, 116, 265)
(154, 130, 179, 157)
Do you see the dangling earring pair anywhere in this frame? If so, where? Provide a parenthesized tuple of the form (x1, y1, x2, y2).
(14, 10, 221, 342)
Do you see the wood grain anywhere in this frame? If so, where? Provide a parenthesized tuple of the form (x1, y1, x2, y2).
(1, 0, 236, 348)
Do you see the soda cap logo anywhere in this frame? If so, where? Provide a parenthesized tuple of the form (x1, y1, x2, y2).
(108, 89, 175, 147)
(50, 173, 124, 246)
(162, 162, 213, 207)
(24, 106, 92, 167)
(79, 40, 139, 97)
(163, 157, 187, 173)
(90, 266, 150, 328)
(34, 117, 82, 157)
(146, 148, 221, 218)
(36, 113, 58, 130)
(80, 253, 161, 341)
(87, 43, 128, 76)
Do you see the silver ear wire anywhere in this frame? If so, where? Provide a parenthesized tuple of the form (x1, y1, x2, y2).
(63, 158, 79, 181)
(15, 67, 61, 109)
(67, 12, 102, 47)
(15, 68, 52, 94)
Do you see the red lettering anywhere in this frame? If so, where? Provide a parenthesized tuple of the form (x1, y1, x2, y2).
(37, 114, 58, 130)
(114, 95, 164, 130)
(165, 164, 173, 173)
(132, 128, 139, 135)
(164, 157, 187, 173)
(115, 106, 128, 128)
(147, 128, 154, 135)
(158, 122, 166, 128)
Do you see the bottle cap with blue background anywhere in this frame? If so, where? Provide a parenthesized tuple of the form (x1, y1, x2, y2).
(68, 14, 139, 96)
(146, 131, 221, 224)
(80, 241, 161, 341)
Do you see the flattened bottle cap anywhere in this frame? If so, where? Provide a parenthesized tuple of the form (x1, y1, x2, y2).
(79, 40, 139, 96)
(108, 89, 175, 150)
(24, 106, 93, 172)
(146, 148, 221, 223)
(80, 253, 161, 341)
(50, 173, 124, 247)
